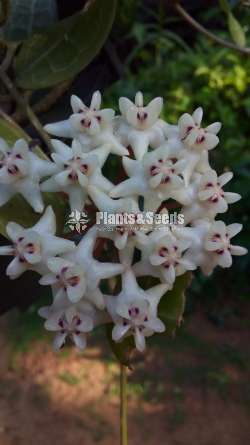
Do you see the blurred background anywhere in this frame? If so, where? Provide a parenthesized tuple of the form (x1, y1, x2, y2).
(0, 1, 250, 444)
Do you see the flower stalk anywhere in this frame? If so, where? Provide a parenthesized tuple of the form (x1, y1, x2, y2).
(120, 364, 128, 445)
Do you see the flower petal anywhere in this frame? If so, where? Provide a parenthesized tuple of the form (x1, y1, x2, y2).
(90, 90, 101, 110)
(203, 133, 219, 150)
(146, 317, 165, 333)
(178, 113, 194, 139)
(192, 107, 203, 126)
(230, 245, 248, 256)
(70, 95, 85, 113)
(6, 257, 27, 279)
(224, 192, 241, 204)
(6, 222, 24, 242)
(53, 332, 67, 350)
(205, 122, 221, 135)
(112, 323, 130, 341)
(72, 333, 87, 350)
(0, 245, 14, 255)
(217, 250, 232, 268)
(227, 223, 242, 239)
(218, 171, 233, 186)
(134, 328, 146, 352)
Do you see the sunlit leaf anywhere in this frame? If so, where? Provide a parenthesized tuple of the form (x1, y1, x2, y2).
(0, 116, 27, 144)
(2, 0, 58, 41)
(227, 12, 246, 47)
(158, 273, 192, 335)
(106, 323, 134, 367)
(15, 0, 117, 90)
(0, 116, 66, 238)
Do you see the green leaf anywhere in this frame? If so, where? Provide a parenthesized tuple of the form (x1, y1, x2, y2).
(106, 323, 134, 367)
(158, 273, 192, 335)
(0, 116, 67, 238)
(2, 0, 58, 41)
(0, 115, 27, 144)
(0, 115, 46, 158)
(227, 12, 246, 47)
(15, 0, 117, 90)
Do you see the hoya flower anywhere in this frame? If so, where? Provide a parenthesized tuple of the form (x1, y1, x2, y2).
(179, 219, 247, 275)
(116, 91, 166, 160)
(173, 170, 241, 223)
(204, 221, 247, 269)
(44, 91, 128, 157)
(170, 108, 221, 185)
(40, 226, 124, 309)
(106, 269, 167, 352)
(179, 107, 221, 151)
(110, 145, 185, 211)
(41, 303, 94, 350)
(39, 257, 87, 303)
(134, 230, 196, 285)
(0, 206, 75, 279)
(41, 139, 112, 211)
(0, 138, 56, 212)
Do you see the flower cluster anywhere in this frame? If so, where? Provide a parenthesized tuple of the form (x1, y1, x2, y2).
(0, 91, 247, 353)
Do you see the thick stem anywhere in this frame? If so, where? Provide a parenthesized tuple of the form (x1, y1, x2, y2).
(120, 364, 128, 445)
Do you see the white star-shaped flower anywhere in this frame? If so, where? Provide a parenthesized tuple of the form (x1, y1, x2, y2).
(0, 206, 75, 279)
(0, 138, 57, 213)
(204, 220, 247, 269)
(106, 269, 167, 352)
(39, 300, 95, 350)
(179, 107, 221, 151)
(110, 145, 185, 211)
(172, 170, 241, 223)
(39, 257, 87, 303)
(116, 91, 167, 160)
(40, 226, 124, 309)
(134, 229, 196, 286)
(179, 219, 247, 275)
(44, 91, 128, 157)
(41, 139, 112, 211)
(169, 108, 221, 185)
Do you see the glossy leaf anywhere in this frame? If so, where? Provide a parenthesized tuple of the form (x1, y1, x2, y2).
(15, 0, 117, 90)
(0, 116, 67, 238)
(158, 273, 192, 335)
(106, 323, 134, 367)
(2, 0, 58, 41)
(227, 12, 246, 47)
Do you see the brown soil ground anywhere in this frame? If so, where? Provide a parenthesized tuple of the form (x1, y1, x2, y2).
(0, 310, 249, 445)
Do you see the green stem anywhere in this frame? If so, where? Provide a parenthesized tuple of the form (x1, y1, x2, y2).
(174, 1, 250, 55)
(120, 364, 128, 445)
(0, 68, 53, 151)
